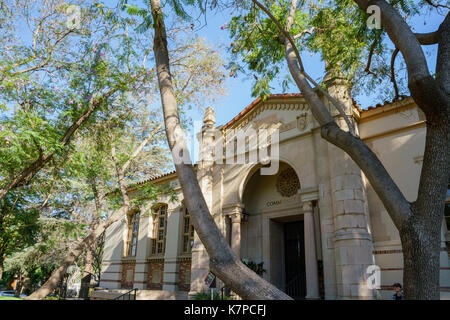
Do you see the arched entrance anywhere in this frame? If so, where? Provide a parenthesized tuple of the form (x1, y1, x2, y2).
(240, 162, 315, 299)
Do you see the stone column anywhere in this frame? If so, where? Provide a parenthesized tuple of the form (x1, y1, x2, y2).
(324, 70, 376, 299)
(133, 214, 151, 289)
(189, 107, 216, 298)
(231, 211, 243, 258)
(303, 201, 320, 299)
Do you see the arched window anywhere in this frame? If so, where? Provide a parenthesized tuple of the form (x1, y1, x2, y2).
(181, 206, 195, 254)
(125, 211, 140, 257)
(151, 204, 167, 256)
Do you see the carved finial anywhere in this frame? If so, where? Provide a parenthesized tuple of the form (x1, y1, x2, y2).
(203, 107, 215, 126)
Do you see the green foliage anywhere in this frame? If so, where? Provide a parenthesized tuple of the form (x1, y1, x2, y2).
(242, 259, 266, 276)
(0, 0, 152, 185)
(226, 0, 431, 102)
(228, 1, 309, 98)
(121, 0, 205, 22)
(0, 190, 40, 263)
(2, 216, 86, 290)
(0, 0, 227, 295)
(226, 1, 308, 97)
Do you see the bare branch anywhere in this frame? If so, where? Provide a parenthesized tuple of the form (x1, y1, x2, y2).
(424, 0, 450, 10)
(353, 0, 448, 118)
(390, 48, 400, 101)
(293, 27, 315, 39)
(415, 31, 439, 45)
(353, 0, 430, 82)
(365, 32, 382, 76)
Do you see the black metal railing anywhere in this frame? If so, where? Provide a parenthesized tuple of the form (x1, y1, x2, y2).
(113, 288, 138, 300)
(284, 274, 304, 299)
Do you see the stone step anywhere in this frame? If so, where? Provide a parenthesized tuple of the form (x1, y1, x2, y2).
(90, 289, 189, 300)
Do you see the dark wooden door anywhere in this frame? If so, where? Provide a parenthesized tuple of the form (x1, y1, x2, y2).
(284, 220, 306, 299)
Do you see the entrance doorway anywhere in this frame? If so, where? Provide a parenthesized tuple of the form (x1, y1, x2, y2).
(284, 220, 306, 299)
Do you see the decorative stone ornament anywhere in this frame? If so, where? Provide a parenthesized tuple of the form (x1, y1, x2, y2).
(276, 167, 300, 197)
(203, 107, 215, 127)
(296, 112, 309, 131)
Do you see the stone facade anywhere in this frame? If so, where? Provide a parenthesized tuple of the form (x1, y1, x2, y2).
(121, 261, 135, 289)
(177, 258, 192, 292)
(146, 259, 164, 290)
(99, 87, 450, 299)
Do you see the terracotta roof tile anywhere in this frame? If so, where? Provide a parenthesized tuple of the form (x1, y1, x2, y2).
(223, 93, 303, 129)
(357, 95, 411, 112)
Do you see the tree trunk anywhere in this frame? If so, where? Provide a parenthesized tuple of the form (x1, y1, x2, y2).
(79, 177, 102, 299)
(400, 215, 441, 299)
(0, 258, 3, 281)
(399, 12, 449, 300)
(14, 273, 23, 298)
(150, 0, 291, 300)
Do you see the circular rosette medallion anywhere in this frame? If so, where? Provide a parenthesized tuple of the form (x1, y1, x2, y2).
(276, 168, 300, 197)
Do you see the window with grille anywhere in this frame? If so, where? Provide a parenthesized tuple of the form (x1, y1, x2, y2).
(181, 206, 195, 254)
(151, 205, 167, 256)
(126, 211, 140, 257)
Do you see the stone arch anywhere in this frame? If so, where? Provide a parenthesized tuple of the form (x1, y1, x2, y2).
(237, 156, 302, 206)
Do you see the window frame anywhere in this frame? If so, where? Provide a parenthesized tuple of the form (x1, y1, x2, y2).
(150, 204, 168, 257)
(180, 205, 195, 254)
(125, 211, 140, 257)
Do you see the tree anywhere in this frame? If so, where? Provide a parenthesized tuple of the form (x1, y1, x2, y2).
(0, 190, 40, 281)
(121, 0, 449, 300)
(22, 1, 228, 298)
(24, 122, 164, 299)
(224, 0, 449, 299)
(136, 0, 292, 299)
(2, 215, 86, 296)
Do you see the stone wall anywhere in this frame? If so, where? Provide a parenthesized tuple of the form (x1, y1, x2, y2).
(121, 261, 136, 289)
(177, 258, 192, 292)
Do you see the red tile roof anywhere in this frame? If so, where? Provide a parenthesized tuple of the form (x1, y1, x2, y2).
(222, 93, 411, 130)
(353, 96, 411, 113)
(222, 93, 304, 129)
